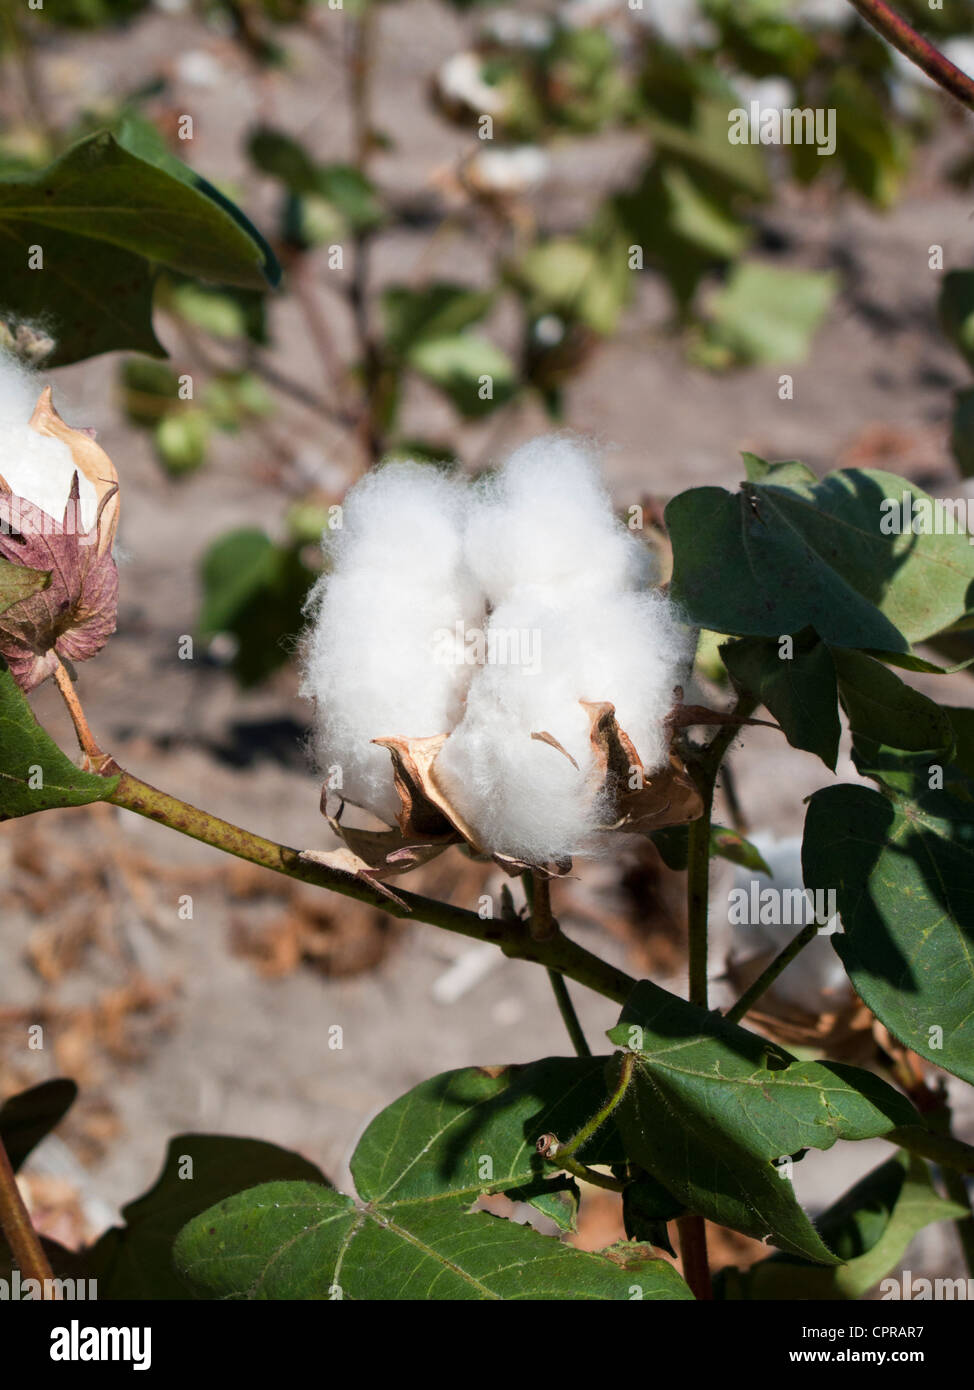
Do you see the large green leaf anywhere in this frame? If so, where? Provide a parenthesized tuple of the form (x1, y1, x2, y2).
(171, 1059, 691, 1300)
(667, 465, 974, 653)
(0, 1079, 77, 1173)
(0, 132, 278, 364)
(720, 630, 840, 768)
(0, 664, 118, 818)
(719, 1152, 966, 1299)
(350, 1057, 624, 1227)
(607, 981, 919, 1263)
(803, 781, 974, 1084)
(174, 1180, 690, 1300)
(86, 1135, 329, 1299)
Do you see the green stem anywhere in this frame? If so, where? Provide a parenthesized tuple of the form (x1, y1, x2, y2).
(684, 693, 759, 1011)
(558, 1051, 635, 1161)
(726, 921, 820, 1024)
(890, 1125, 974, 1176)
(0, 1133, 55, 1294)
(545, 970, 592, 1058)
(106, 767, 636, 1004)
(554, 1154, 626, 1193)
(845, 0, 974, 112)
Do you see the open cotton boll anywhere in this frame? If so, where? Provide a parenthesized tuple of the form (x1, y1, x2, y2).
(464, 435, 653, 605)
(434, 587, 692, 860)
(0, 354, 98, 530)
(301, 463, 483, 826)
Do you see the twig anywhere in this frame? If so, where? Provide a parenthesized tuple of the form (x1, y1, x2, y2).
(725, 921, 820, 1024)
(0, 1133, 55, 1294)
(845, 0, 974, 112)
(53, 658, 103, 762)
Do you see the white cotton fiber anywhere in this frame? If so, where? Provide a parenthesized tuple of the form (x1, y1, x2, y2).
(463, 435, 654, 605)
(300, 463, 483, 825)
(434, 589, 693, 861)
(0, 353, 98, 530)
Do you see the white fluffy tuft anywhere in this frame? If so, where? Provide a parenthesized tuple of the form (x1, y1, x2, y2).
(302, 438, 693, 860)
(300, 463, 482, 825)
(0, 353, 98, 530)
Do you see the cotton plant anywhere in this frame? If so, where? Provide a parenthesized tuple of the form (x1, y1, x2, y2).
(300, 436, 703, 882)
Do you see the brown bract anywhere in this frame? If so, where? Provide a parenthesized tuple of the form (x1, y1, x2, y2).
(319, 697, 705, 880)
(0, 389, 119, 691)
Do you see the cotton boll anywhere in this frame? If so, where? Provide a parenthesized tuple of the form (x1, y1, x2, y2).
(435, 587, 692, 861)
(301, 463, 483, 825)
(464, 436, 653, 606)
(0, 354, 98, 531)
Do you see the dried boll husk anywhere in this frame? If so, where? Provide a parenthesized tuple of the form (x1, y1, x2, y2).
(0, 389, 119, 691)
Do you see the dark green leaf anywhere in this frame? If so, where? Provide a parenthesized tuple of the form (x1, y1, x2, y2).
(803, 781, 974, 1084)
(174, 1179, 691, 1300)
(86, 1134, 329, 1299)
(832, 648, 954, 755)
(667, 467, 974, 652)
(0, 1079, 77, 1172)
(0, 664, 118, 819)
(607, 980, 919, 1262)
(718, 1152, 966, 1299)
(0, 131, 278, 364)
(721, 630, 840, 769)
(940, 269, 974, 372)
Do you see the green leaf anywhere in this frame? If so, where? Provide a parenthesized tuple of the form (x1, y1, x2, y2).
(667, 467, 974, 653)
(949, 386, 974, 478)
(0, 560, 50, 616)
(86, 1135, 329, 1300)
(720, 631, 840, 769)
(406, 333, 517, 417)
(652, 823, 771, 875)
(381, 283, 493, 357)
(0, 664, 118, 819)
(198, 528, 316, 686)
(174, 1179, 691, 1300)
(248, 126, 382, 230)
(514, 237, 630, 335)
(0, 1079, 77, 1173)
(703, 263, 836, 365)
(803, 781, 974, 1084)
(832, 648, 954, 755)
(939, 269, 974, 372)
(718, 1152, 966, 1299)
(350, 1057, 625, 1213)
(0, 131, 278, 364)
(607, 980, 919, 1262)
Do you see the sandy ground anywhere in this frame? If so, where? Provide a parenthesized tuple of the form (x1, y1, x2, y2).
(1, 2, 972, 1284)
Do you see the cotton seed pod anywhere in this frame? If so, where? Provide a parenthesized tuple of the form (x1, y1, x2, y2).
(0, 388, 119, 691)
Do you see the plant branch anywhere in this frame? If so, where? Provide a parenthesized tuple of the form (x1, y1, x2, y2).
(0, 1133, 55, 1294)
(557, 1050, 634, 1160)
(677, 1213, 712, 1301)
(684, 692, 759, 1010)
(545, 970, 592, 1058)
(845, 0, 974, 112)
(53, 658, 103, 762)
(104, 766, 637, 1004)
(725, 921, 820, 1024)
